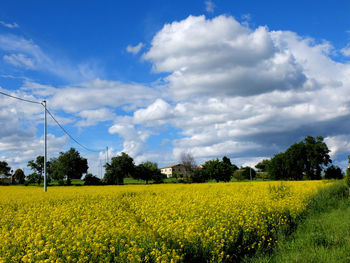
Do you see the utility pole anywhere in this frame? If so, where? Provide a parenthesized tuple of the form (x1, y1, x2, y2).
(106, 146, 109, 164)
(43, 100, 47, 192)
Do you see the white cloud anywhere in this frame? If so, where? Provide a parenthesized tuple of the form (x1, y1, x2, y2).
(143, 15, 306, 99)
(324, 135, 350, 158)
(341, 44, 350, 57)
(137, 14, 350, 166)
(134, 98, 172, 125)
(109, 116, 152, 158)
(205, 0, 215, 13)
(29, 78, 160, 113)
(3, 53, 36, 69)
(76, 108, 116, 127)
(126, 42, 144, 55)
(0, 21, 19, 29)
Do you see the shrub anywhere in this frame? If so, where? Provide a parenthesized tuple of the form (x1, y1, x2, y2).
(84, 173, 102, 185)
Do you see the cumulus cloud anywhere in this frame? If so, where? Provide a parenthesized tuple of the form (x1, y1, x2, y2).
(143, 15, 306, 99)
(126, 42, 144, 55)
(134, 98, 172, 125)
(137, 15, 350, 167)
(109, 116, 152, 158)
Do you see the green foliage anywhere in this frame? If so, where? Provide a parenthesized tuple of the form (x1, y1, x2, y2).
(0, 161, 11, 176)
(50, 148, 88, 182)
(13, 169, 25, 184)
(27, 156, 45, 185)
(202, 158, 232, 182)
(84, 173, 102, 185)
(255, 159, 270, 172)
(267, 136, 331, 180)
(27, 173, 41, 184)
(134, 161, 163, 184)
(233, 169, 245, 181)
(324, 165, 344, 179)
(104, 152, 134, 185)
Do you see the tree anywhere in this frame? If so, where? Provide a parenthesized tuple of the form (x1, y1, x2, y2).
(179, 152, 196, 182)
(0, 161, 11, 176)
(134, 161, 163, 184)
(104, 152, 134, 185)
(267, 153, 288, 180)
(202, 158, 232, 182)
(255, 159, 270, 172)
(50, 148, 88, 184)
(13, 169, 25, 184)
(267, 136, 331, 180)
(324, 165, 344, 179)
(27, 156, 45, 185)
(304, 136, 331, 180)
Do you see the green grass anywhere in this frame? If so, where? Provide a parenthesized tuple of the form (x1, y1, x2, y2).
(247, 181, 350, 263)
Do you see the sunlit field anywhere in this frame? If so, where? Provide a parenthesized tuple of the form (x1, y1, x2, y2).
(0, 181, 332, 262)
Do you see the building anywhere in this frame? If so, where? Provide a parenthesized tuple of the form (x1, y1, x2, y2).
(0, 174, 11, 184)
(160, 164, 184, 178)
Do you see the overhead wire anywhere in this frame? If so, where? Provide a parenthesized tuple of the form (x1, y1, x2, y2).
(0, 90, 42, 105)
(44, 106, 102, 152)
(0, 89, 103, 153)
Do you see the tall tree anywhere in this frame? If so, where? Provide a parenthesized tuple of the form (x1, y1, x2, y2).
(267, 136, 331, 180)
(0, 161, 11, 176)
(304, 136, 331, 180)
(104, 152, 134, 185)
(13, 169, 25, 184)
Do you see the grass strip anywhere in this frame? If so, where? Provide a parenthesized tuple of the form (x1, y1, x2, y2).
(246, 180, 350, 263)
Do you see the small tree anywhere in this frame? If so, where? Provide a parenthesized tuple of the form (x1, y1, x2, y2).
(50, 148, 88, 184)
(134, 161, 162, 184)
(202, 158, 232, 182)
(27, 156, 45, 185)
(13, 169, 25, 184)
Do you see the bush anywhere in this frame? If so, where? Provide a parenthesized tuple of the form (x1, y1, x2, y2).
(84, 174, 102, 185)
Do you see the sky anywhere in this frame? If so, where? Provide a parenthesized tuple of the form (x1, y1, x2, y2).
(0, 0, 350, 177)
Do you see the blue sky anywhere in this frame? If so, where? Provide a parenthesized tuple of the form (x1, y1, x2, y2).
(0, 0, 350, 176)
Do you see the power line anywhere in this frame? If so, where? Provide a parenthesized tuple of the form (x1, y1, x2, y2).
(0, 90, 103, 153)
(0, 90, 42, 105)
(44, 107, 102, 152)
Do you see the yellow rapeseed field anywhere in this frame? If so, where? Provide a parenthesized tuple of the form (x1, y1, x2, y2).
(0, 181, 331, 262)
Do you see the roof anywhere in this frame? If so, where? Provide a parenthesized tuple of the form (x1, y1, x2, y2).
(160, 164, 182, 169)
